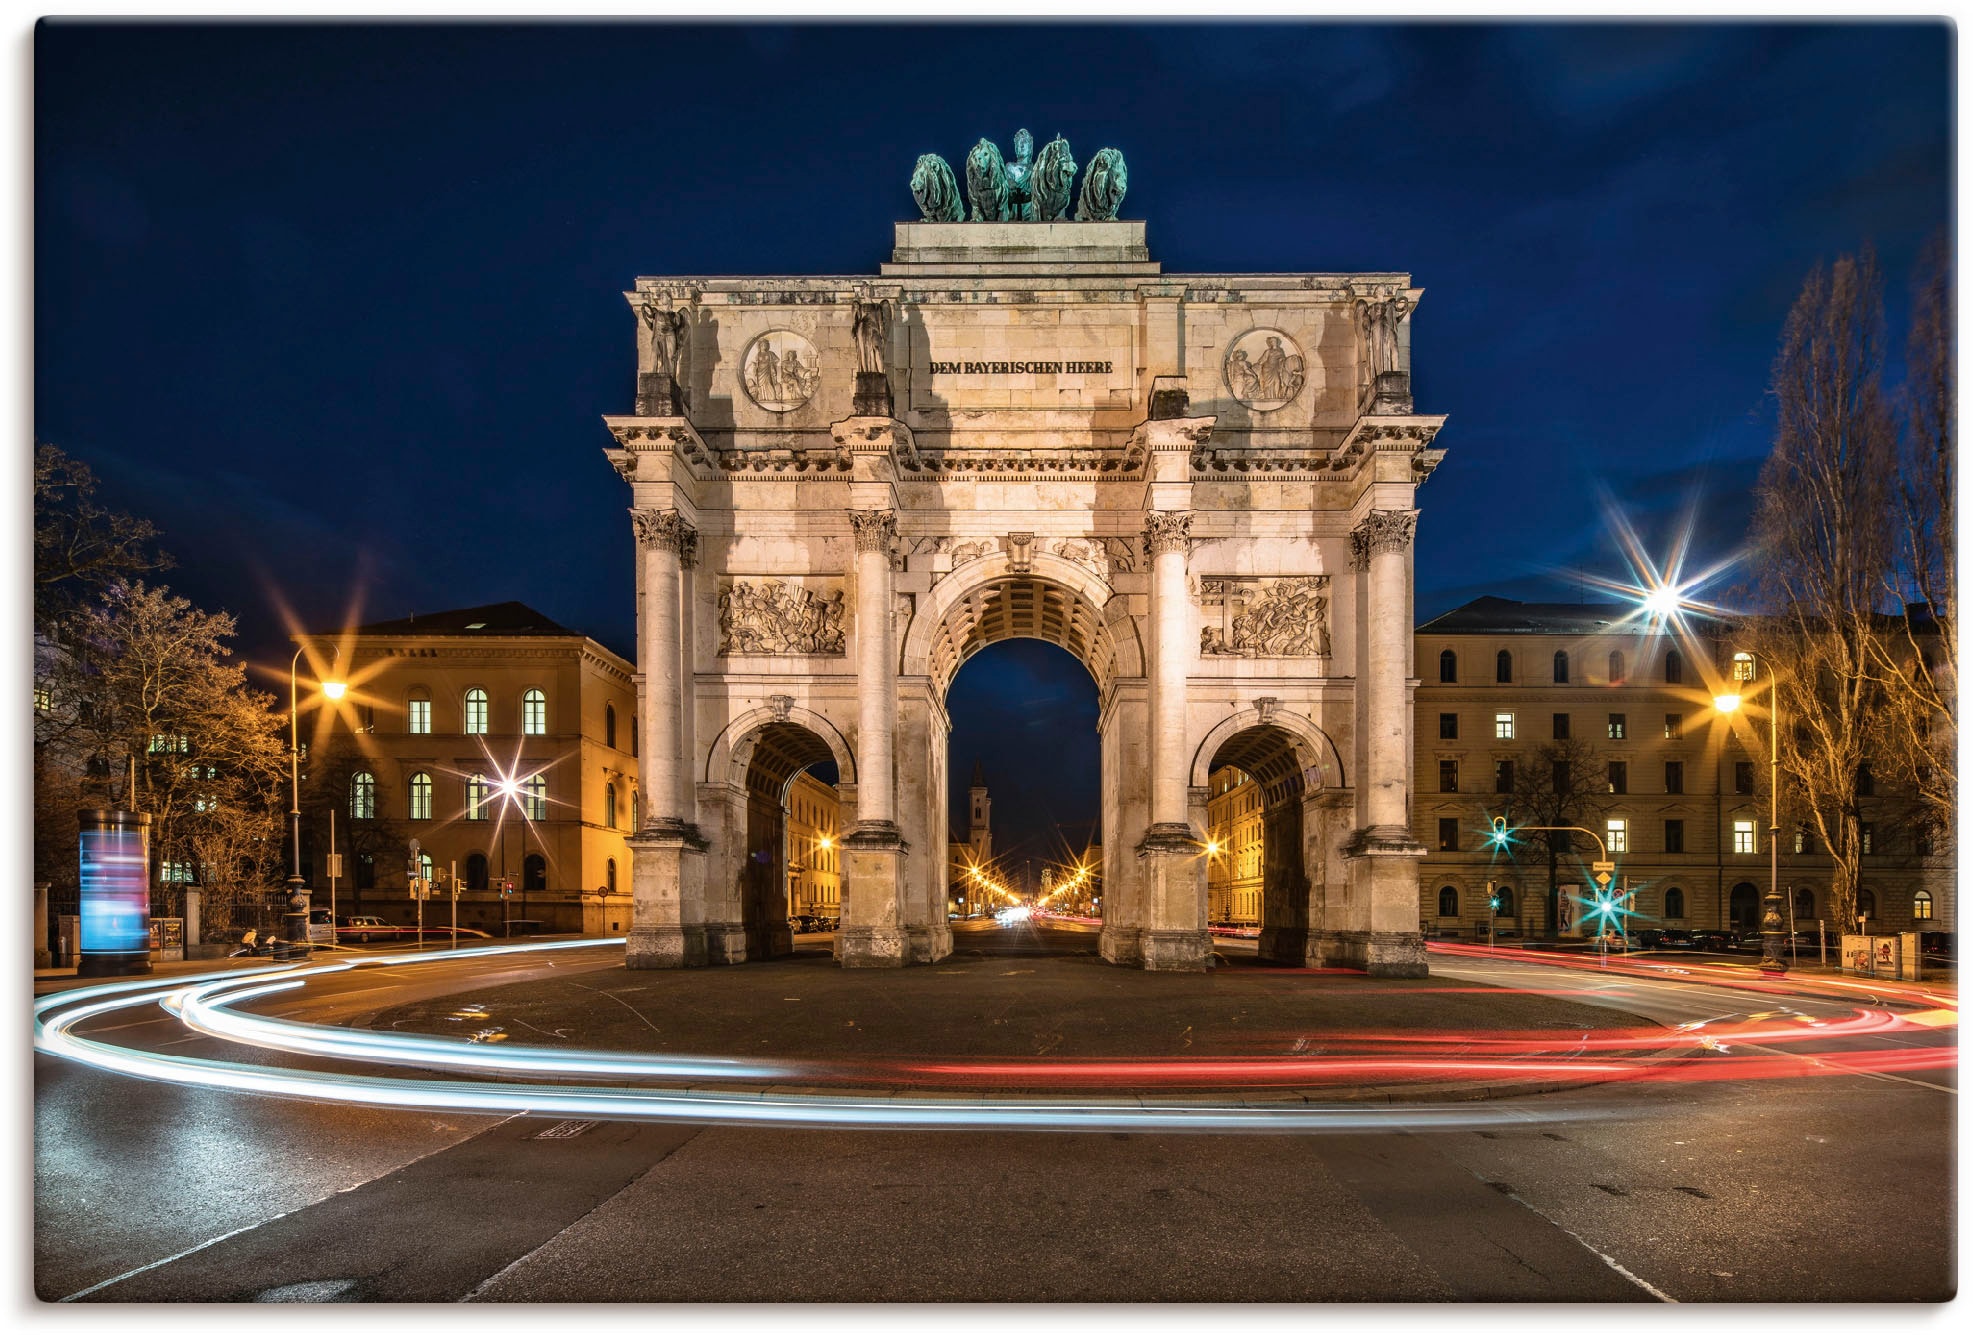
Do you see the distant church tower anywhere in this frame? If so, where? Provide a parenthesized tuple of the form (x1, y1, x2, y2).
(968, 761, 993, 863)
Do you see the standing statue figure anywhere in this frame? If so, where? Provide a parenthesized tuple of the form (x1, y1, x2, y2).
(909, 152, 963, 222)
(636, 297, 690, 414)
(851, 290, 892, 377)
(965, 138, 1010, 222)
(1074, 148, 1129, 221)
(1356, 290, 1415, 381)
(1004, 129, 1036, 221)
(1030, 136, 1077, 221)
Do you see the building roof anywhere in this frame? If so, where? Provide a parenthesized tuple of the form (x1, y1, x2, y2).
(348, 602, 582, 638)
(1420, 595, 1657, 636)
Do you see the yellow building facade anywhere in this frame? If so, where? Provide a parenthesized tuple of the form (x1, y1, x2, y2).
(295, 602, 639, 936)
(1204, 765, 1265, 926)
(786, 769, 841, 919)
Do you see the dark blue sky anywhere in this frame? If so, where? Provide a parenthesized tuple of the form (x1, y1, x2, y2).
(35, 21, 1951, 857)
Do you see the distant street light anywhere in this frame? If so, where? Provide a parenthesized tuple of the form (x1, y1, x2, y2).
(283, 648, 346, 961)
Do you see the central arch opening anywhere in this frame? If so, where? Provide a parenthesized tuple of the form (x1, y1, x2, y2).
(914, 568, 1131, 958)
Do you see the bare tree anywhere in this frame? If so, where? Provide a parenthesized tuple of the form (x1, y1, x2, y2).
(1749, 250, 1901, 933)
(1869, 232, 1955, 840)
(34, 443, 172, 631)
(1503, 737, 1610, 935)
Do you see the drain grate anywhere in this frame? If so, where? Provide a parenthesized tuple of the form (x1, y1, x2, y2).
(530, 1119, 600, 1141)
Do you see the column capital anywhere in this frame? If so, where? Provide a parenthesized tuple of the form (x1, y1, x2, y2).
(630, 507, 697, 557)
(848, 508, 898, 553)
(1349, 508, 1417, 570)
(1142, 510, 1193, 558)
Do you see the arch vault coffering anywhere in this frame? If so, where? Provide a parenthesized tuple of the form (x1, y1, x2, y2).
(904, 553, 1141, 702)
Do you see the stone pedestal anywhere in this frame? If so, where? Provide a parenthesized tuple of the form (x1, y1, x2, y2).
(625, 825, 708, 969)
(852, 371, 894, 418)
(1372, 370, 1413, 414)
(1135, 822, 1210, 973)
(838, 825, 908, 968)
(636, 371, 682, 416)
(1332, 839, 1429, 977)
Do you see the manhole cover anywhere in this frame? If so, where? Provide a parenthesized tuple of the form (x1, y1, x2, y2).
(530, 1119, 600, 1140)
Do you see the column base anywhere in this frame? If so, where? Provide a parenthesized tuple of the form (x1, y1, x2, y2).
(1099, 925, 1142, 966)
(1257, 926, 1316, 967)
(626, 924, 708, 969)
(836, 927, 908, 968)
(1311, 928, 1428, 977)
(706, 921, 748, 965)
(1141, 929, 1212, 972)
(905, 923, 952, 964)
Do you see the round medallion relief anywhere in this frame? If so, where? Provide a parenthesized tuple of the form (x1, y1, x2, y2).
(741, 330, 822, 412)
(1223, 327, 1307, 412)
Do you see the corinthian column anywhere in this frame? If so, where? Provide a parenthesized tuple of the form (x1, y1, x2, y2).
(631, 507, 695, 834)
(1143, 510, 1194, 833)
(848, 509, 899, 833)
(1350, 509, 1418, 835)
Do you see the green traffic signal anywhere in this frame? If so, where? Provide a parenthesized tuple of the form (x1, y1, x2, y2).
(1488, 817, 1511, 848)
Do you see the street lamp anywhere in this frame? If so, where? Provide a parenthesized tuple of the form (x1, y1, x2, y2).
(283, 649, 347, 961)
(1715, 650, 1786, 975)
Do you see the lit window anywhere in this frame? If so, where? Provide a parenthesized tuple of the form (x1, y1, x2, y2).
(161, 861, 196, 883)
(467, 774, 490, 820)
(1494, 713, 1515, 740)
(1439, 760, 1459, 793)
(523, 689, 547, 736)
(1860, 823, 1874, 855)
(1664, 713, 1682, 739)
(523, 773, 546, 820)
(1913, 891, 1934, 921)
(1607, 761, 1627, 794)
(1606, 819, 1628, 853)
(1733, 820, 1756, 854)
(419, 852, 435, 886)
(350, 771, 376, 820)
(148, 733, 189, 754)
(34, 685, 51, 712)
(465, 688, 488, 735)
(408, 772, 432, 821)
(1607, 713, 1626, 740)
(407, 696, 431, 734)
(1794, 827, 1810, 855)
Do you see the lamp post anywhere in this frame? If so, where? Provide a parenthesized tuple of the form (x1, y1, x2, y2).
(1715, 651, 1787, 975)
(283, 649, 346, 961)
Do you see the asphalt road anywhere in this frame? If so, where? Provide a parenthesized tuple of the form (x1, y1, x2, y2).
(34, 925, 1956, 1302)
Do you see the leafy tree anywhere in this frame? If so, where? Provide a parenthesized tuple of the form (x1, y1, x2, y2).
(1502, 737, 1610, 935)
(1749, 249, 1901, 933)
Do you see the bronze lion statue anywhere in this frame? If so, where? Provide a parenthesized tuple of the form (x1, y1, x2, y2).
(965, 138, 1010, 222)
(1075, 147, 1129, 222)
(909, 153, 963, 222)
(1030, 136, 1077, 222)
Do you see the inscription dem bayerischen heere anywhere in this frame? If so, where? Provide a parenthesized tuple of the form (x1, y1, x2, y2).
(927, 360, 1115, 375)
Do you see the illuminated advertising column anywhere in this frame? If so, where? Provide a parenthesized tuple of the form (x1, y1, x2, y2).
(77, 809, 152, 978)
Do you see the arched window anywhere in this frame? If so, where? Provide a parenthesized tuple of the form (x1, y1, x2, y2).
(523, 853, 547, 892)
(466, 774, 490, 821)
(418, 852, 434, 886)
(1553, 650, 1570, 684)
(350, 771, 376, 820)
(464, 687, 489, 735)
(1663, 886, 1685, 920)
(406, 691, 432, 735)
(1439, 649, 1457, 683)
(522, 688, 546, 736)
(1858, 887, 1877, 920)
(606, 857, 617, 894)
(1495, 650, 1513, 684)
(465, 853, 489, 891)
(1664, 649, 1684, 684)
(1494, 887, 1514, 917)
(522, 773, 546, 820)
(605, 703, 617, 749)
(1793, 888, 1815, 921)
(1608, 651, 1626, 684)
(1913, 890, 1935, 921)
(408, 771, 432, 821)
(1437, 885, 1459, 918)
(605, 782, 618, 830)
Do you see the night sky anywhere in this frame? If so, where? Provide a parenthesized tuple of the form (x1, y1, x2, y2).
(34, 20, 1951, 863)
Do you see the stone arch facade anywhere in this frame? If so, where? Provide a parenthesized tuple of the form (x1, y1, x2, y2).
(604, 215, 1446, 975)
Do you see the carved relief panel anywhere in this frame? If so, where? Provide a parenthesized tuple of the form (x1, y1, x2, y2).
(1198, 576, 1331, 659)
(718, 577, 847, 656)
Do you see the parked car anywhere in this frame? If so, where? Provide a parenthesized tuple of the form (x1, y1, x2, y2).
(1691, 930, 1736, 952)
(1657, 928, 1695, 948)
(789, 914, 822, 934)
(1633, 928, 1667, 949)
(340, 915, 390, 944)
(1919, 931, 1955, 959)
(307, 909, 337, 945)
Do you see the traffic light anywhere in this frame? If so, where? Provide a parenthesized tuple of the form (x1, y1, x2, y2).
(1488, 817, 1511, 849)
(1486, 880, 1501, 913)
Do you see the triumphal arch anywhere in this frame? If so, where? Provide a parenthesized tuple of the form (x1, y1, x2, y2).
(604, 137, 1446, 974)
